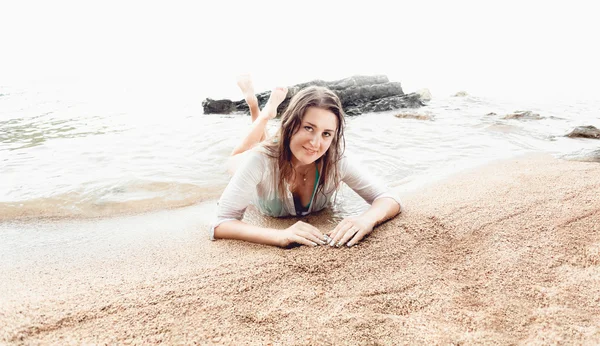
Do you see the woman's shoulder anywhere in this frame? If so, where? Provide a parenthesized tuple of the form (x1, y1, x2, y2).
(336, 154, 354, 173)
(239, 147, 272, 168)
(253, 145, 283, 164)
(227, 147, 271, 175)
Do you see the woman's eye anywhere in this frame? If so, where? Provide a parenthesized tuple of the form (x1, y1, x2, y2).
(304, 126, 313, 131)
(323, 132, 331, 137)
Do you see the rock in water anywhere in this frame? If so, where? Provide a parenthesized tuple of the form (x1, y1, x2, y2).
(202, 75, 425, 116)
(394, 112, 432, 121)
(566, 125, 600, 139)
(202, 99, 234, 114)
(503, 111, 542, 120)
(416, 88, 432, 102)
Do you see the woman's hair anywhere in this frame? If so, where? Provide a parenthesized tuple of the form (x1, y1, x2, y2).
(263, 86, 346, 199)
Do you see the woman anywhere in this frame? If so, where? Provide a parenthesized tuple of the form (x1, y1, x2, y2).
(211, 75, 401, 248)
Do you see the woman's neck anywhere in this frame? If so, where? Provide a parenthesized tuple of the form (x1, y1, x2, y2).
(291, 156, 319, 170)
(295, 163, 312, 172)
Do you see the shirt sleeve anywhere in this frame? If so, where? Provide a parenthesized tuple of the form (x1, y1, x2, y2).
(339, 156, 403, 211)
(209, 150, 267, 240)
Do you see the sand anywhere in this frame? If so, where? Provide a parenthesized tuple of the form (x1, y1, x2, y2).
(1, 154, 599, 345)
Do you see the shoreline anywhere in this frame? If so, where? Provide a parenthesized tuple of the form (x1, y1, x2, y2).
(1, 154, 599, 344)
(0, 149, 545, 224)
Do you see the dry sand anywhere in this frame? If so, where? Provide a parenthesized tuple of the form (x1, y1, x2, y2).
(1, 154, 599, 345)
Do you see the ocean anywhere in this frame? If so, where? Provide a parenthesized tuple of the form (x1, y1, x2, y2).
(1, 80, 598, 223)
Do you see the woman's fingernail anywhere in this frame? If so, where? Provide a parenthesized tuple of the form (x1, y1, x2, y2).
(329, 240, 335, 246)
(312, 242, 318, 246)
(347, 243, 353, 247)
(320, 240, 327, 245)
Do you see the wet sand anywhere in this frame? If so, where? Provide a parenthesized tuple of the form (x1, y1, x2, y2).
(1, 154, 599, 345)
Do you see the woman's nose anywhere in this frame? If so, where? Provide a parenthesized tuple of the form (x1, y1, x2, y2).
(309, 133, 320, 147)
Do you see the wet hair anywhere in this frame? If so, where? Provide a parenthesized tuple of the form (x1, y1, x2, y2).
(263, 86, 346, 199)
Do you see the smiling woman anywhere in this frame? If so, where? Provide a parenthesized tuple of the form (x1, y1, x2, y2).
(211, 76, 402, 248)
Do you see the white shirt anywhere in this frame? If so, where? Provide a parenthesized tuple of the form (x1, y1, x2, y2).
(209, 149, 402, 240)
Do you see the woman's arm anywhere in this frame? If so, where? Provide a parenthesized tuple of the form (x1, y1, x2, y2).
(359, 196, 401, 229)
(215, 220, 327, 247)
(330, 197, 400, 247)
(210, 151, 265, 241)
(214, 220, 282, 246)
(327, 157, 402, 247)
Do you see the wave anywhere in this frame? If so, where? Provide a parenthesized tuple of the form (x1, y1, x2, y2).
(0, 182, 223, 221)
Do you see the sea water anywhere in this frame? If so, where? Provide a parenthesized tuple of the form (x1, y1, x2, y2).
(1, 82, 598, 222)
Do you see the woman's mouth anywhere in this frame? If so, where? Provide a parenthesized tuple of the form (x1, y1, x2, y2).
(303, 147, 318, 155)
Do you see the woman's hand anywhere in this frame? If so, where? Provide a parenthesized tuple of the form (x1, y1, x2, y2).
(328, 216, 375, 247)
(328, 198, 401, 247)
(278, 221, 328, 248)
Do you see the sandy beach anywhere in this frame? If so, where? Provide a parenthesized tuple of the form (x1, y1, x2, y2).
(1, 154, 599, 345)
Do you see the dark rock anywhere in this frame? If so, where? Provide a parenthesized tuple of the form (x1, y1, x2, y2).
(345, 93, 425, 116)
(336, 82, 404, 106)
(202, 75, 425, 116)
(503, 111, 542, 120)
(486, 112, 497, 116)
(566, 125, 600, 139)
(290, 75, 390, 91)
(201, 98, 235, 114)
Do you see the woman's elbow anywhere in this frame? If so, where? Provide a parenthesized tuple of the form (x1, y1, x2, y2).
(377, 196, 402, 216)
(212, 221, 232, 239)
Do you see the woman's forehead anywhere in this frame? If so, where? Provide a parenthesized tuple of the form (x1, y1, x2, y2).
(302, 107, 338, 130)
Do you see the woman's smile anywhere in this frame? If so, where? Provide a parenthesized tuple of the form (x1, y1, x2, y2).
(303, 146, 318, 155)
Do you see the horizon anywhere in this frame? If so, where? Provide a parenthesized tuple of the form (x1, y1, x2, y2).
(1, 0, 598, 103)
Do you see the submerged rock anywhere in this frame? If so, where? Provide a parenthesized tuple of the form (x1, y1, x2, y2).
(503, 111, 542, 120)
(202, 75, 425, 116)
(585, 149, 600, 162)
(566, 125, 600, 139)
(563, 148, 600, 163)
(453, 91, 469, 97)
(394, 112, 433, 121)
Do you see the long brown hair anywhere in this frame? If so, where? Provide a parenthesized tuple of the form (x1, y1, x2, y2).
(262, 86, 346, 199)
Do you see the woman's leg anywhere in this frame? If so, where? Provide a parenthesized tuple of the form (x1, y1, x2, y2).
(236, 74, 261, 124)
(231, 75, 287, 156)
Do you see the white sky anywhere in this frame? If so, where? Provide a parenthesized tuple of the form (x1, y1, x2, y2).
(1, 0, 598, 101)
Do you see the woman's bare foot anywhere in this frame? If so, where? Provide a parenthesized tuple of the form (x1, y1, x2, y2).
(237, 74, 260, 121)
(259, 87, 288, 120)
(236, 74, 255, 99)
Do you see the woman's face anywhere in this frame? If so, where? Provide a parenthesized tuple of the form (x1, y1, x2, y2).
(289, 106, 338, 167)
